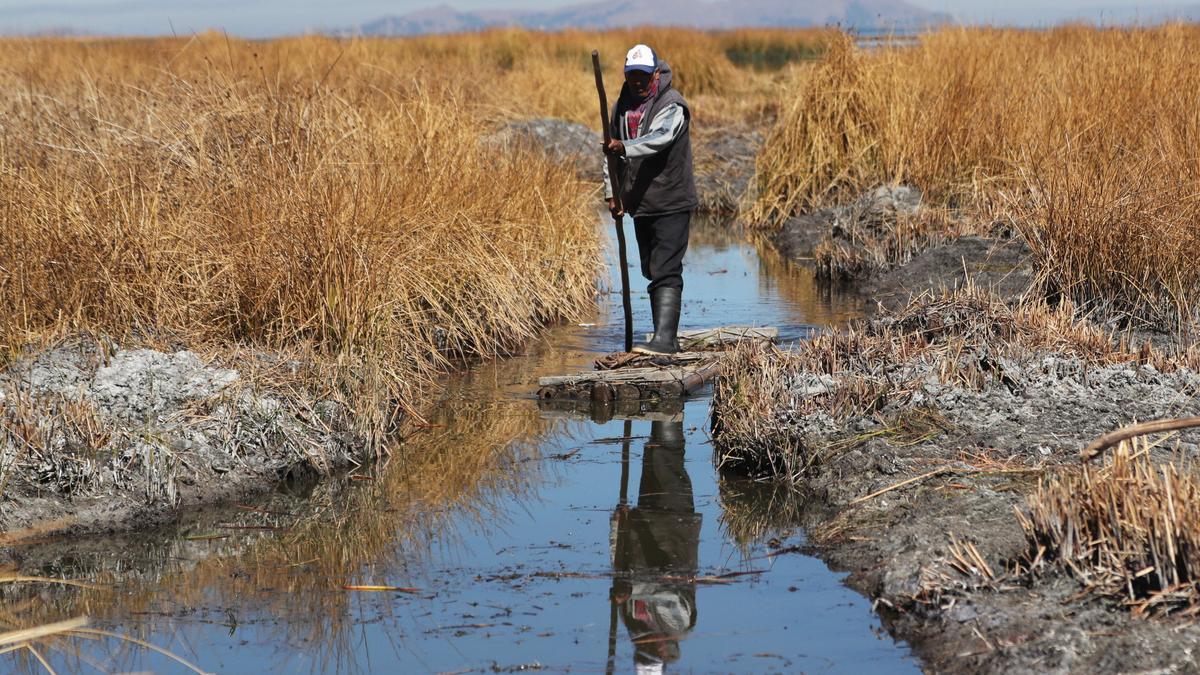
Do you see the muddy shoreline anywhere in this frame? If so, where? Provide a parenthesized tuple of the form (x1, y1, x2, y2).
(740, 191, 1200, 672)
(0, 338, 367, 538)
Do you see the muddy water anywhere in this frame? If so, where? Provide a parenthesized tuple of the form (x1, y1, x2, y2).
(10, 216, 917, 673)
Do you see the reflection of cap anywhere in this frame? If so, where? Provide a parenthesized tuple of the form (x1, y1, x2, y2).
(624, 44, 658, 73)
(636, 662, 665, 675)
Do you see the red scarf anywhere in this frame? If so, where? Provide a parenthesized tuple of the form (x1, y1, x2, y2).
(625, 79, 659, 140)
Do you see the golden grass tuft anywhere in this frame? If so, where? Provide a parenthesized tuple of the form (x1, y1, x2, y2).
(747, 25, 1200, 327)
(0, 34, 604, 448)
(1021, 435, 1200, 617)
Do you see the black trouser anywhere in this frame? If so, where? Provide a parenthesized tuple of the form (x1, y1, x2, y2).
(633, 210, 691, 293)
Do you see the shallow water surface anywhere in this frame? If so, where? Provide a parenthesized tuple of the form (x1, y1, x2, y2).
(12, 217, 917, 673)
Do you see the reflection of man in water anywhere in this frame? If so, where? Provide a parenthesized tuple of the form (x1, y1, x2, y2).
(610, 421, 702, 673)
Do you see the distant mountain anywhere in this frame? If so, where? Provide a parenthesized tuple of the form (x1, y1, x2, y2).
(354, 0, 950, 36)
(949, 3, 1200, 26)
(1071, 3, 1200, 24)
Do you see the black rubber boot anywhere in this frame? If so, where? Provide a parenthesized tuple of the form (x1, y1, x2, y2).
(650, 420, 686, 450)
(649, 289, 660, 336)
(634, 287, 681, 355)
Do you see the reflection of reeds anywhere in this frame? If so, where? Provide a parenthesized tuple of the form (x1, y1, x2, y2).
(1021, 435, 1200, 618)
(717, 477, 808, 551)
(0, 580, 213, 674)
(6, 393, 554, 672)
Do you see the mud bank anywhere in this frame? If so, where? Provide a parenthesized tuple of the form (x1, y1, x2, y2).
(771, 186, 1035, 312)
(712, 290, 1200, 672)
(0, 338, 364, 536)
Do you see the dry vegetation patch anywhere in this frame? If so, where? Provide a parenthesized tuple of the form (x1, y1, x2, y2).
(748, 26, 1200, 327)
(0, 28, 829, 451)
(0, 34, 608, 456)
(713, 287, 1200, 481)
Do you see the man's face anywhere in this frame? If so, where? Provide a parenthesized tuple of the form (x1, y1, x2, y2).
(625, 69, 656, 98)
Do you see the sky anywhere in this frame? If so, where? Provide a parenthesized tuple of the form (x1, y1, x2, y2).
(2, 0, 1200, 37)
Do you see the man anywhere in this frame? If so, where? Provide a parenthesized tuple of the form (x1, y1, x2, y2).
(604, 44, 698, 356)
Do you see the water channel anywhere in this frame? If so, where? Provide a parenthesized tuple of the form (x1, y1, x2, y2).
(10, 216, 920, 673)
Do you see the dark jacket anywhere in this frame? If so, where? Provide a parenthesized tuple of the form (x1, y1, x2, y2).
(609, 61, 699, 217)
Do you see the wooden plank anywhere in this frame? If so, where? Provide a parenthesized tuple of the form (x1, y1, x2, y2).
(538, 365, 699, 388)
(536, 359, 723, 399)
(535, 325, 770, 400)
(643, 326, 779, 348)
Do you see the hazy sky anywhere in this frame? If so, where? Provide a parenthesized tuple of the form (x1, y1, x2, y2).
(3, 0, 1200, 36)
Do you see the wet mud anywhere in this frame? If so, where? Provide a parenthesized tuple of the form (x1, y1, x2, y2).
(771, 185, 1036, 312)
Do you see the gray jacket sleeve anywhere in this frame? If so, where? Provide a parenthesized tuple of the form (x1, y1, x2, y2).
(603, 154, 614, 199)
(603, 102, 687, 199)
(622, 103, 687, 159)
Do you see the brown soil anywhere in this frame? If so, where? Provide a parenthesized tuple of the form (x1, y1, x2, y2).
(862, 235, 1035, 311)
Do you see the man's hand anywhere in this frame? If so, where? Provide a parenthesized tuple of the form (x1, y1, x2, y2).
(607, 197, 624, 218)
(604, 139, 625, 157)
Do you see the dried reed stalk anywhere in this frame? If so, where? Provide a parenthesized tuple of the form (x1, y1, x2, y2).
(712, 286, 1200, 484)
(1022, 436, 1200, 616)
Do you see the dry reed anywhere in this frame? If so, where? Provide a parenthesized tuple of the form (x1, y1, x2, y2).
(1021, 435, 1200, 617)
(0, 28, 828, 452)
(748, 26, 1200, 327)
(0, 34, 606, 450)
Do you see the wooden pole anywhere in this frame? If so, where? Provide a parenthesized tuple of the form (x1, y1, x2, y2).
(619, 419, 632, 506)
(608, 419, 634, 673)
(592, 50, 634, 353)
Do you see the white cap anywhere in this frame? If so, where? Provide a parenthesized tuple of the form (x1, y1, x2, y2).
(624, 44, 657, 74)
